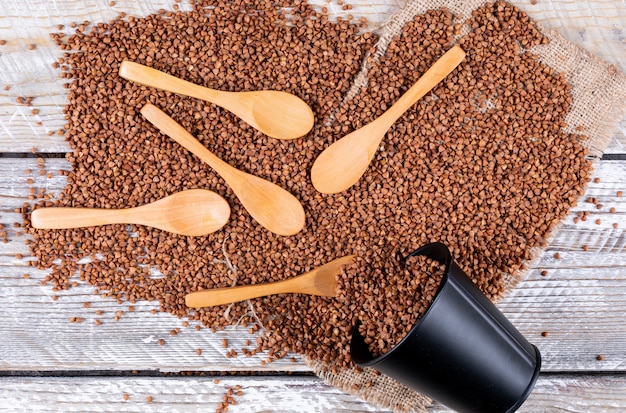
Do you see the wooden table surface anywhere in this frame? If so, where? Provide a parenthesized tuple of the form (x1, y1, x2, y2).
(1, 0, 625, 411)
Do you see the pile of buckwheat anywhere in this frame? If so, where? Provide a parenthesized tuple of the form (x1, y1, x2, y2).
(27, 0, 592, 369)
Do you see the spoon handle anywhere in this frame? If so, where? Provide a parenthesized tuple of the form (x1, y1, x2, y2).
(378, 45, 466, 129)
(119, 61, 220, 103)
(31, 207, 132, 229)
(186, 278, 298, 308)
(140, 103, 233, 177)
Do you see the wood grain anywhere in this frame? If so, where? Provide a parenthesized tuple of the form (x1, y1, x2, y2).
(0, 374, 624, 412)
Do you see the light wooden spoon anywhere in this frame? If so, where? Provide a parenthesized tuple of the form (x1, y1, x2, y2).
(311, 45, 466, 194)
(119, 61, 314, 140)
(30, 189, 230, 236)
(185, 255, 355, 308)
(140, 103, 306, 236)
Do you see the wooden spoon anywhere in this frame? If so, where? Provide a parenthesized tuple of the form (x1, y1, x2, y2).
(311, 45, 466, 194)
(140, 103, 306, 236)
(30, 189, 230, 236)
(185, 255, 355, 308)
(119, 61, 314, 140)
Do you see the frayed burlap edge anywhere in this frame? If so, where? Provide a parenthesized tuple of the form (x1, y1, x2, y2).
(306, 356, 432, 413)
(306, 1, 626, 412)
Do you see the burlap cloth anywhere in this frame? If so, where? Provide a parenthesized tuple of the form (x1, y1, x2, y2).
(304, 1, 626, 411)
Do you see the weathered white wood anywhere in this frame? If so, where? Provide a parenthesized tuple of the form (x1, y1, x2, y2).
(3, 255, 622, 372)
(0, 0, 624, 152)
(499, 267, 626, 371)
(0, 375, 389, 413)
(605, 119, 626, 154)
(0, 374, 624, 412)
(0, 158, 625, 374)
(0, 262, 307, 372)
(433, 374, 626, 412)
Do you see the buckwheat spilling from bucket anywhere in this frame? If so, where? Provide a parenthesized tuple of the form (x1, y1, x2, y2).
(26, 0, 591, 370)
(357, 255, 446, 358)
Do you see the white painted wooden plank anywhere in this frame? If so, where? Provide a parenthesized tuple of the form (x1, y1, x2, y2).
(0, 256, 622, 372)
(434, 374, 626, 412)
(605, 119, 626, 154)
(0, 374, 624, 412)
(0, 263, 309, 373)
(499, 267, 626, 371)
(0, 375, 390, 413)
(0, 0, 624, 152)
(2, 157, 625, 210)
(4, 157, 626, 237)
(0, 158, 625, 372)
(0, 157, 70, 211)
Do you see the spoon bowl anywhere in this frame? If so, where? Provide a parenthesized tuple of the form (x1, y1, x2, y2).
(311, 45, 466, 194)
(185, 255, 355, 308)
(30, 189, 231, 236)
(119, 61, 314, 140)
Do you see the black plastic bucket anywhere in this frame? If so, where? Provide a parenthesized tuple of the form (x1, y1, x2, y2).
(350, 242, 541, 413)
